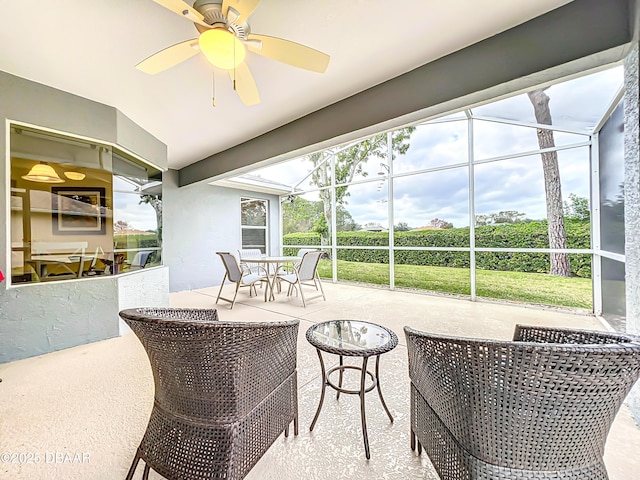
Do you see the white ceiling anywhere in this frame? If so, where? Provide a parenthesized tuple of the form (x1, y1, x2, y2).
(0, 0, 573, 170)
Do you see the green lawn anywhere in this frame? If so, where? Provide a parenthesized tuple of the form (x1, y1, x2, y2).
(316, 260, 592, 310)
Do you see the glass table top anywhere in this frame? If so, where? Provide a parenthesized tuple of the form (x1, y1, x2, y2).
(306, 320, 398, 356)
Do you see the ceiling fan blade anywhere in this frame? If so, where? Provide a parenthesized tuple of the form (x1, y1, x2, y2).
(229, 62, 260, 106)
(136, 39, 200, 75)
(246, 34, 330, 73)
(152, 0, 210, 28)
(222, 0, 261, 24)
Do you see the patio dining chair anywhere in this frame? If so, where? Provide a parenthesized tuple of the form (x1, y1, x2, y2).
(292, 248, 317, 270)
(275, 250, 325, 307)
(238, 248, 264, 275)
(119, 307, 299, 480)
(129, 250, 153, 270)
(275, 248, 318, 276)
(404, 324, 640, 480)
(216, 251, 267, 308)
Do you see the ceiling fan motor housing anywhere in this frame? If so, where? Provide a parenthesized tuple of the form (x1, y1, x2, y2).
(194, 0, 250, 38)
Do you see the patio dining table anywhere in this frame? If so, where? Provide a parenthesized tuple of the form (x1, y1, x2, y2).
(242, 256, 300, 301)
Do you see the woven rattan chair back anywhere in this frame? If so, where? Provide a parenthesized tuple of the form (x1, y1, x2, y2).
(405, 324, 640, 480)
(120, 307, 299, 480)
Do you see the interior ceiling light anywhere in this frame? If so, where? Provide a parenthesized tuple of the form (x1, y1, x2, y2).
(199, 29, 245, 69)
(136, 0, 330, 106)
(21, 163, 65, 183)
(64, 171, 86, 181)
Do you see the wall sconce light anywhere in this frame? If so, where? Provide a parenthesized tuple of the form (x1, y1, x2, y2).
(21, 162, 65, 183)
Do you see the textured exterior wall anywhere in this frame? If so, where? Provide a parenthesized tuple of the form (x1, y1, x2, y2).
(0, 278, 120, 363)
(163, 170, 281, 293)
(624, 42, 640, 422)
(0, 71, 168, 363)
(117, 267, 170, 334)
(115, 110, 167, 169)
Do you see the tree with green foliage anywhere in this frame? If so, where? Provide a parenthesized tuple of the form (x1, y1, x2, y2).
(563, 193, 590, 221)
(308, 127, 415, 244)
(282, 197, 320, 234)
(139, 194, 162, 259)
(430, 218, 454, 229)
(283, 197, 360, 235)
(337, 206, 360, 232)
(394, 222, 411, 232)
(475, 210, 529, 226)
(114, 220, 134, 232)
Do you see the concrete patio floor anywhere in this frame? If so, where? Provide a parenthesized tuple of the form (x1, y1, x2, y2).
(1, 282, 639, 479)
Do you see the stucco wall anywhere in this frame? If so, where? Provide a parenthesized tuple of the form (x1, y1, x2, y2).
(624, 41, 640, 422)
(117, 266, 170, 334)
(163, 169, 281, 293)
(0, 277, 119, 363)
(0, 71, 168, 363)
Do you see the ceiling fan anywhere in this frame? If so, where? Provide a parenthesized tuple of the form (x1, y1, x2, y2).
(137, 0, 331, 106)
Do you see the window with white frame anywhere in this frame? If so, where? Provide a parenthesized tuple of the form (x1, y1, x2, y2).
(241, 197, 268, 253)
(9, 124, 162, 285)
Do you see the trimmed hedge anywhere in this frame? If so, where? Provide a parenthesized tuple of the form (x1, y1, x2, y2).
(114, 233, 160, 250)
(283, 220, 592, 277)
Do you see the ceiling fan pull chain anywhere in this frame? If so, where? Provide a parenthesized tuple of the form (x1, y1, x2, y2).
(212, 71, 216, 107)
(233, 38, 237, 92)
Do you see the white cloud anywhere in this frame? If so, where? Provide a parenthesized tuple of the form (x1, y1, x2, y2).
(114, 193, 158, 231)
(235, 66, 622, 230)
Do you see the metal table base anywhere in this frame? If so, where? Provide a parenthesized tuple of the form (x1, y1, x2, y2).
(309, 351, 394, 459)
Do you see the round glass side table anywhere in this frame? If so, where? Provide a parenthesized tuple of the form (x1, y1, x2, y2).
(306, 319, 399, 459)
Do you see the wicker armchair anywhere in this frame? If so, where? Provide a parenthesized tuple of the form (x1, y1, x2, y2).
(120, 307, 299, 480)
(405, 324, 640, 480)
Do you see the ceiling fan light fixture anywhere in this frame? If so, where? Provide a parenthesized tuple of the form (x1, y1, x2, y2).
(21, 163, 65, 183)
(199, 28, 246, 70)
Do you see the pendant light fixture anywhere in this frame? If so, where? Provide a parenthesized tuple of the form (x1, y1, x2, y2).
(64, 171, 86, 181)
(21, 162, 64, 183)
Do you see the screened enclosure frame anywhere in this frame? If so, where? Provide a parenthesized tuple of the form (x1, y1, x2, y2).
(271, 66, 626, 318)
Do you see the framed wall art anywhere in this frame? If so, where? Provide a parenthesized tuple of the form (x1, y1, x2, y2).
(52, 187, 107, 235)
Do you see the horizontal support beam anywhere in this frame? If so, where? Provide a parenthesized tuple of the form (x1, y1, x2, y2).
(179, 0, 633, 187)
